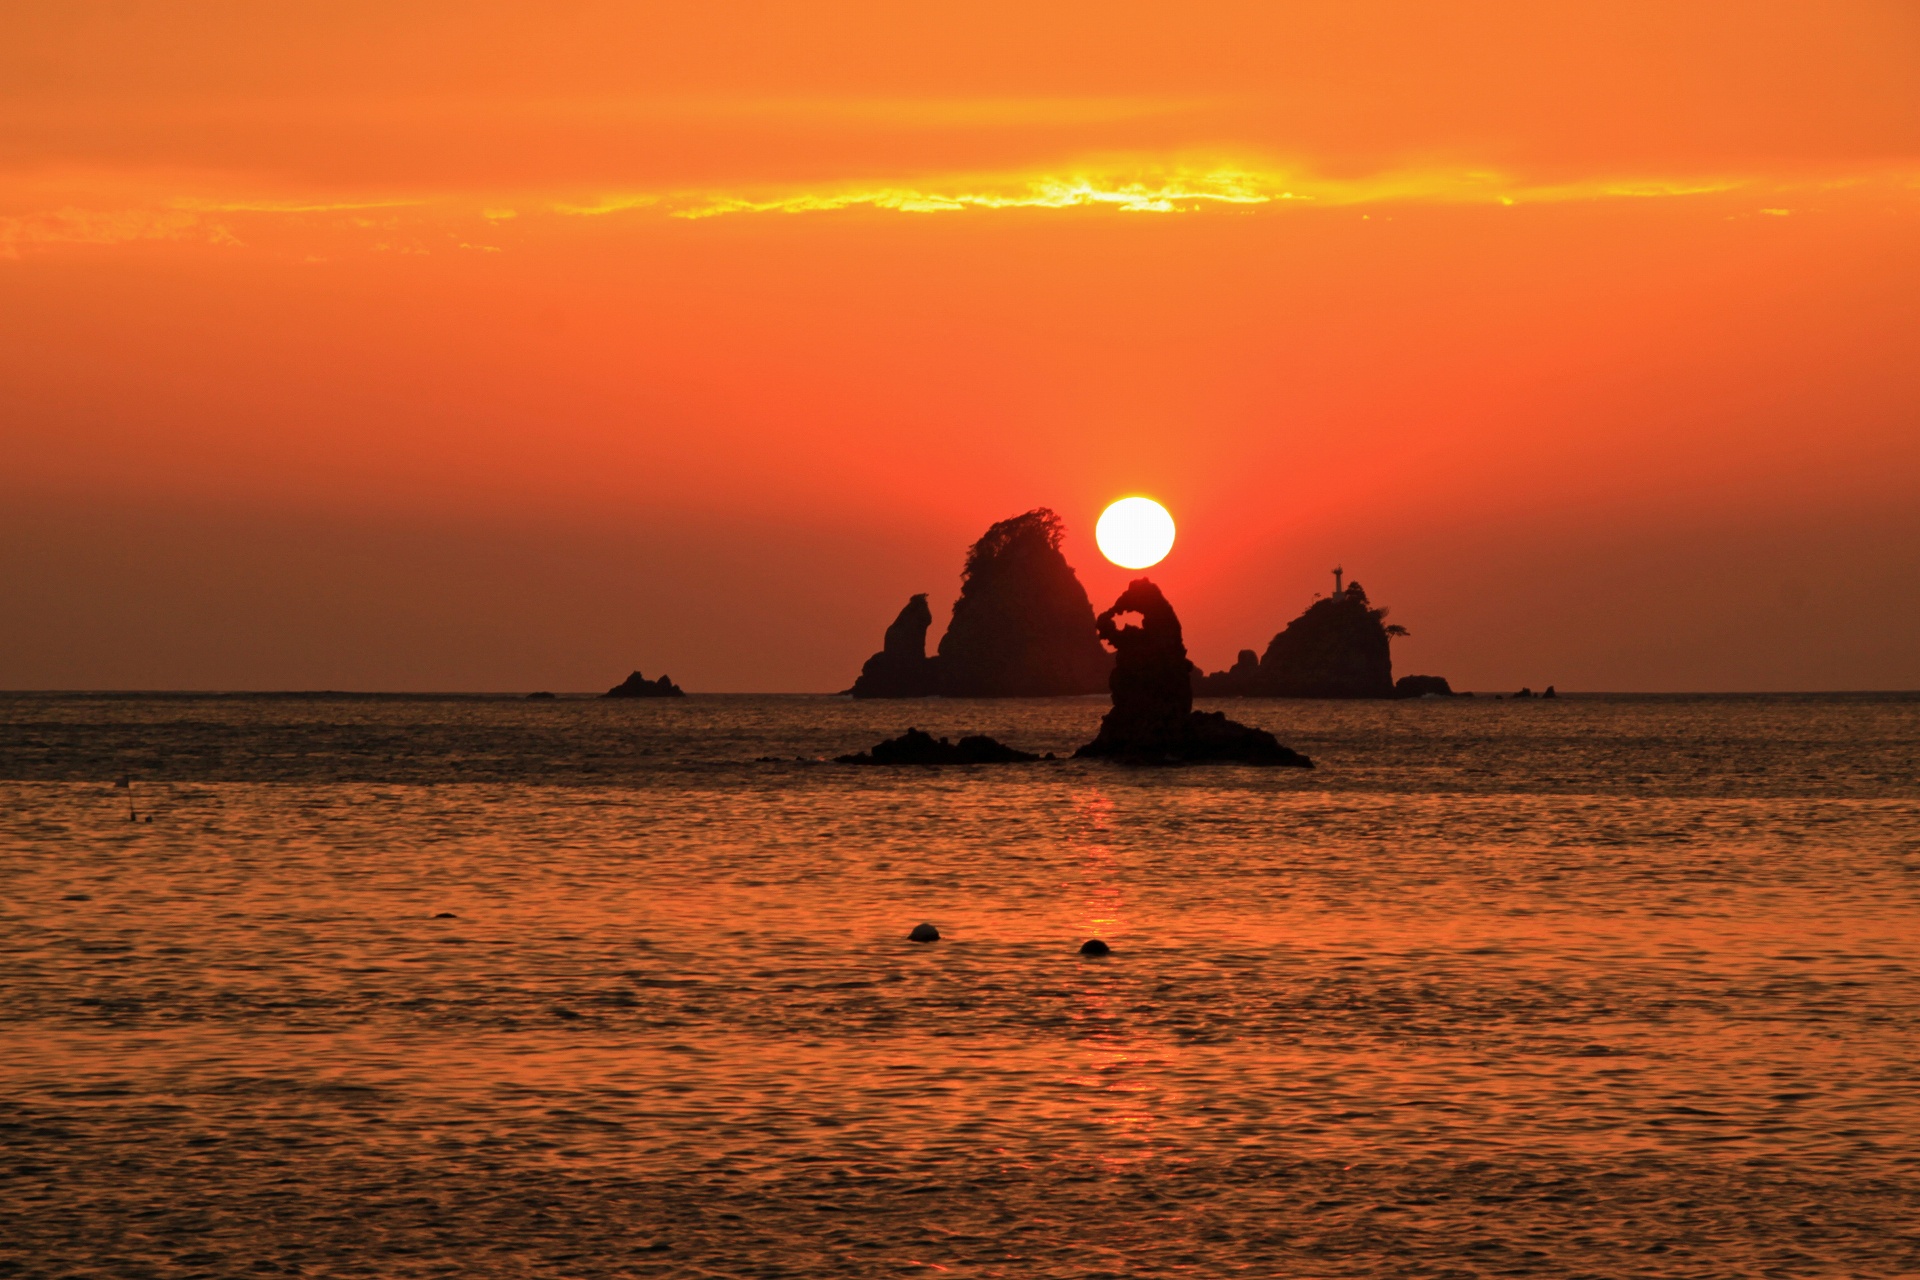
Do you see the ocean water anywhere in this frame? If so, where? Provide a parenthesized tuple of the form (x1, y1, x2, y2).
(2, 692, 1917, 1278)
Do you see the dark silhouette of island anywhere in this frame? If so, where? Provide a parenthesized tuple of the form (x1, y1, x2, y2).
(848, 594, 939, 698)
(1193, 567, 1455, 700)
(836, 727, 1041, 765)
(1193, 568, 1399, 698)
(849, 509, 1111, 698)
(1075, 579, 1312, 767)
(602, 671, 685, 698)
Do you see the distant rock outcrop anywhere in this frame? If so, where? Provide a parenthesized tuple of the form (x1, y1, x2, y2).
(1393, 675, 1456, 698)
(602, 671, 685, 698)
(1075, 579, 1312, 767)
(849, 594, 939, 698)
(1194, 571, 1413, 699)
(848, 509, 1112, 698)
(836, 727, 1040, 765)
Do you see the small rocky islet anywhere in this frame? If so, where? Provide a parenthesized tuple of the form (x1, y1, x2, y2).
(601, 670, 685, 699)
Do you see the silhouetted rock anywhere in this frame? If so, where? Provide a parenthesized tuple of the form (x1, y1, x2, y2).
(1542, 685, 1558, 699)
(1513, 686, 1536, 699)
(1076, 579, 1312, 767)
(936, 509, 1112, 697)
(1195, 570, 1411, 699)
(836, 727, 1040, 765)
(603, 671, 685, 699)
(1217, 649, 1261, 684)
(1080, 938, 1112, 956)
(1394, 674, 1456, 698)
(908, 923, 941, 942)
(849, 594, 940, 698)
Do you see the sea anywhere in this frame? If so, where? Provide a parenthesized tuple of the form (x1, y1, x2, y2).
(2, 692, 1917, 1278)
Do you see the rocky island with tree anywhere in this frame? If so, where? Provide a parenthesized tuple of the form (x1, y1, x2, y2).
(849, 508, 1111, 698)
(1193, 568, 1454, 699)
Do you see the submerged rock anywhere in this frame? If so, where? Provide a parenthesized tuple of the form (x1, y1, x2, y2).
(836, 727, 1040, 766)
(1075, 579, 1312, 767)
(849, 594, 940, 698)
(935, 509, 1112, 697)
(603, 671, 685, 699)
(1080, 938, 1112, 956)
(908, 923, 941, 943)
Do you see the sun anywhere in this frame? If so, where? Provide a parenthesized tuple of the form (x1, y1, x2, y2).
(1095, 497, 1176, 570)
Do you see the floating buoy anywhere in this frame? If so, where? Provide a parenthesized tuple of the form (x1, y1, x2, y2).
(908, 923, 940, 943)
(1080, 938, 1111, 956)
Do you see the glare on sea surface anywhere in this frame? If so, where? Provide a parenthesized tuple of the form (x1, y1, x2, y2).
(1095, 497, 1176, 570)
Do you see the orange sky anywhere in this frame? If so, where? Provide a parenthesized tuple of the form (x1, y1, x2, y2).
(3, 1, 1917, 691)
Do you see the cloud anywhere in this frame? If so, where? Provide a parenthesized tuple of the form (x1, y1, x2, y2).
(0, 157, 1911, 259)
(0, 206, 222, 255)
(559, 160, 1850, 221)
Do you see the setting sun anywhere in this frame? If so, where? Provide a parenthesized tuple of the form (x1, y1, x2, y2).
(1095, 497, 1176, 570)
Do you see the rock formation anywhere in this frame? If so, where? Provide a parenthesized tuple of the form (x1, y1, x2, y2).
(602, 671, 685, 698)
(836, 727, 1040, 765)
(849, 594, 939, 698)
(1075, 579, 1312, 767)
(1194, 572, 1412, 699)
(937, 509, 1112, 697)
(846, 509, 1112, 698)
(1393, 674, 1456, 698)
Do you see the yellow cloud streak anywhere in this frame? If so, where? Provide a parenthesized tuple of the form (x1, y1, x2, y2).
(1, 161, 1910, 255)
(562, 164, 1778, 221)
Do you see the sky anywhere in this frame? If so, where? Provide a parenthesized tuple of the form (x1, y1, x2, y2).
(3, 0, 1917, 692)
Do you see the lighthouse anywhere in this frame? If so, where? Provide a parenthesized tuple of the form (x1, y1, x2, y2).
(1332, 566, 1344, 598)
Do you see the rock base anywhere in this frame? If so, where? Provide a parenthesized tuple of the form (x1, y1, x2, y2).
(837, 727, 1040, 766)
(1076, 709, 1313, 767)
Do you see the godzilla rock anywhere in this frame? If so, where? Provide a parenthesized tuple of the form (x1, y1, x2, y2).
(1394, 674, 1456, 698)
(935, 509, 1112, 697)
(602, 670, 686, 698)
(1194, 577, 1400, 699)
(1076, 579, 1312, 767)
(836, 727, 1040, 765)
(849, 594, 940, 698)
